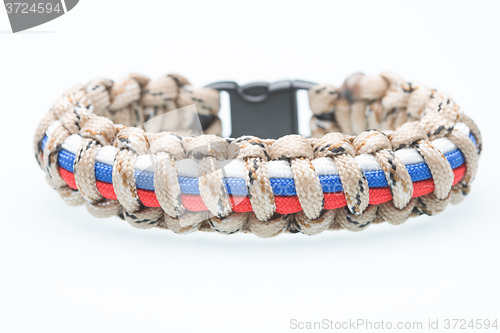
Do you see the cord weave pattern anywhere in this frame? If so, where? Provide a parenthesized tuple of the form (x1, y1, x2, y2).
(232, 136, 276, 221)
(34, 72, 482, 237)
(151, 132, 186, 218)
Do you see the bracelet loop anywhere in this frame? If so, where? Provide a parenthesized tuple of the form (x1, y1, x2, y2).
(34, 72, 482, 237)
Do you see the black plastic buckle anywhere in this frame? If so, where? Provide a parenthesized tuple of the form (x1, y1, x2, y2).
(205, 80, 316, 139)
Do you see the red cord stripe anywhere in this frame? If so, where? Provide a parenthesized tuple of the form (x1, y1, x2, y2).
(59, 164, 466, 214)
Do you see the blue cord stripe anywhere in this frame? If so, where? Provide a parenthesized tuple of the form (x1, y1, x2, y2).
(42, 134, 475, 196)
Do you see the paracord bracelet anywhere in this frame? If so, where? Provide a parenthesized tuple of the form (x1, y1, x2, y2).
(34, 72, 482, 237)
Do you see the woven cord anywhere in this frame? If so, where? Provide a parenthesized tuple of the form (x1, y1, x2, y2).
(313, 132, 370, 215)
(232, 136, 276, 221)
(34, 72, 482, 237)
(270, 135, 324, 220)
(151, 132, 187, 218)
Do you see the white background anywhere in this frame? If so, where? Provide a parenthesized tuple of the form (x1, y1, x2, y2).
(1, 1, 499, 332)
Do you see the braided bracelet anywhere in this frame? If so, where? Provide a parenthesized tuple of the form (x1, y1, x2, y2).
(34, 72, 482, 237)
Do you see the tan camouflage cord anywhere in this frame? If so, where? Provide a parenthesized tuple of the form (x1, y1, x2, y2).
(34, 72, 482, 237)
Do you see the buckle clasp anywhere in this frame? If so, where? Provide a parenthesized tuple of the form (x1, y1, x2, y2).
(206, 80, 316, 139)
